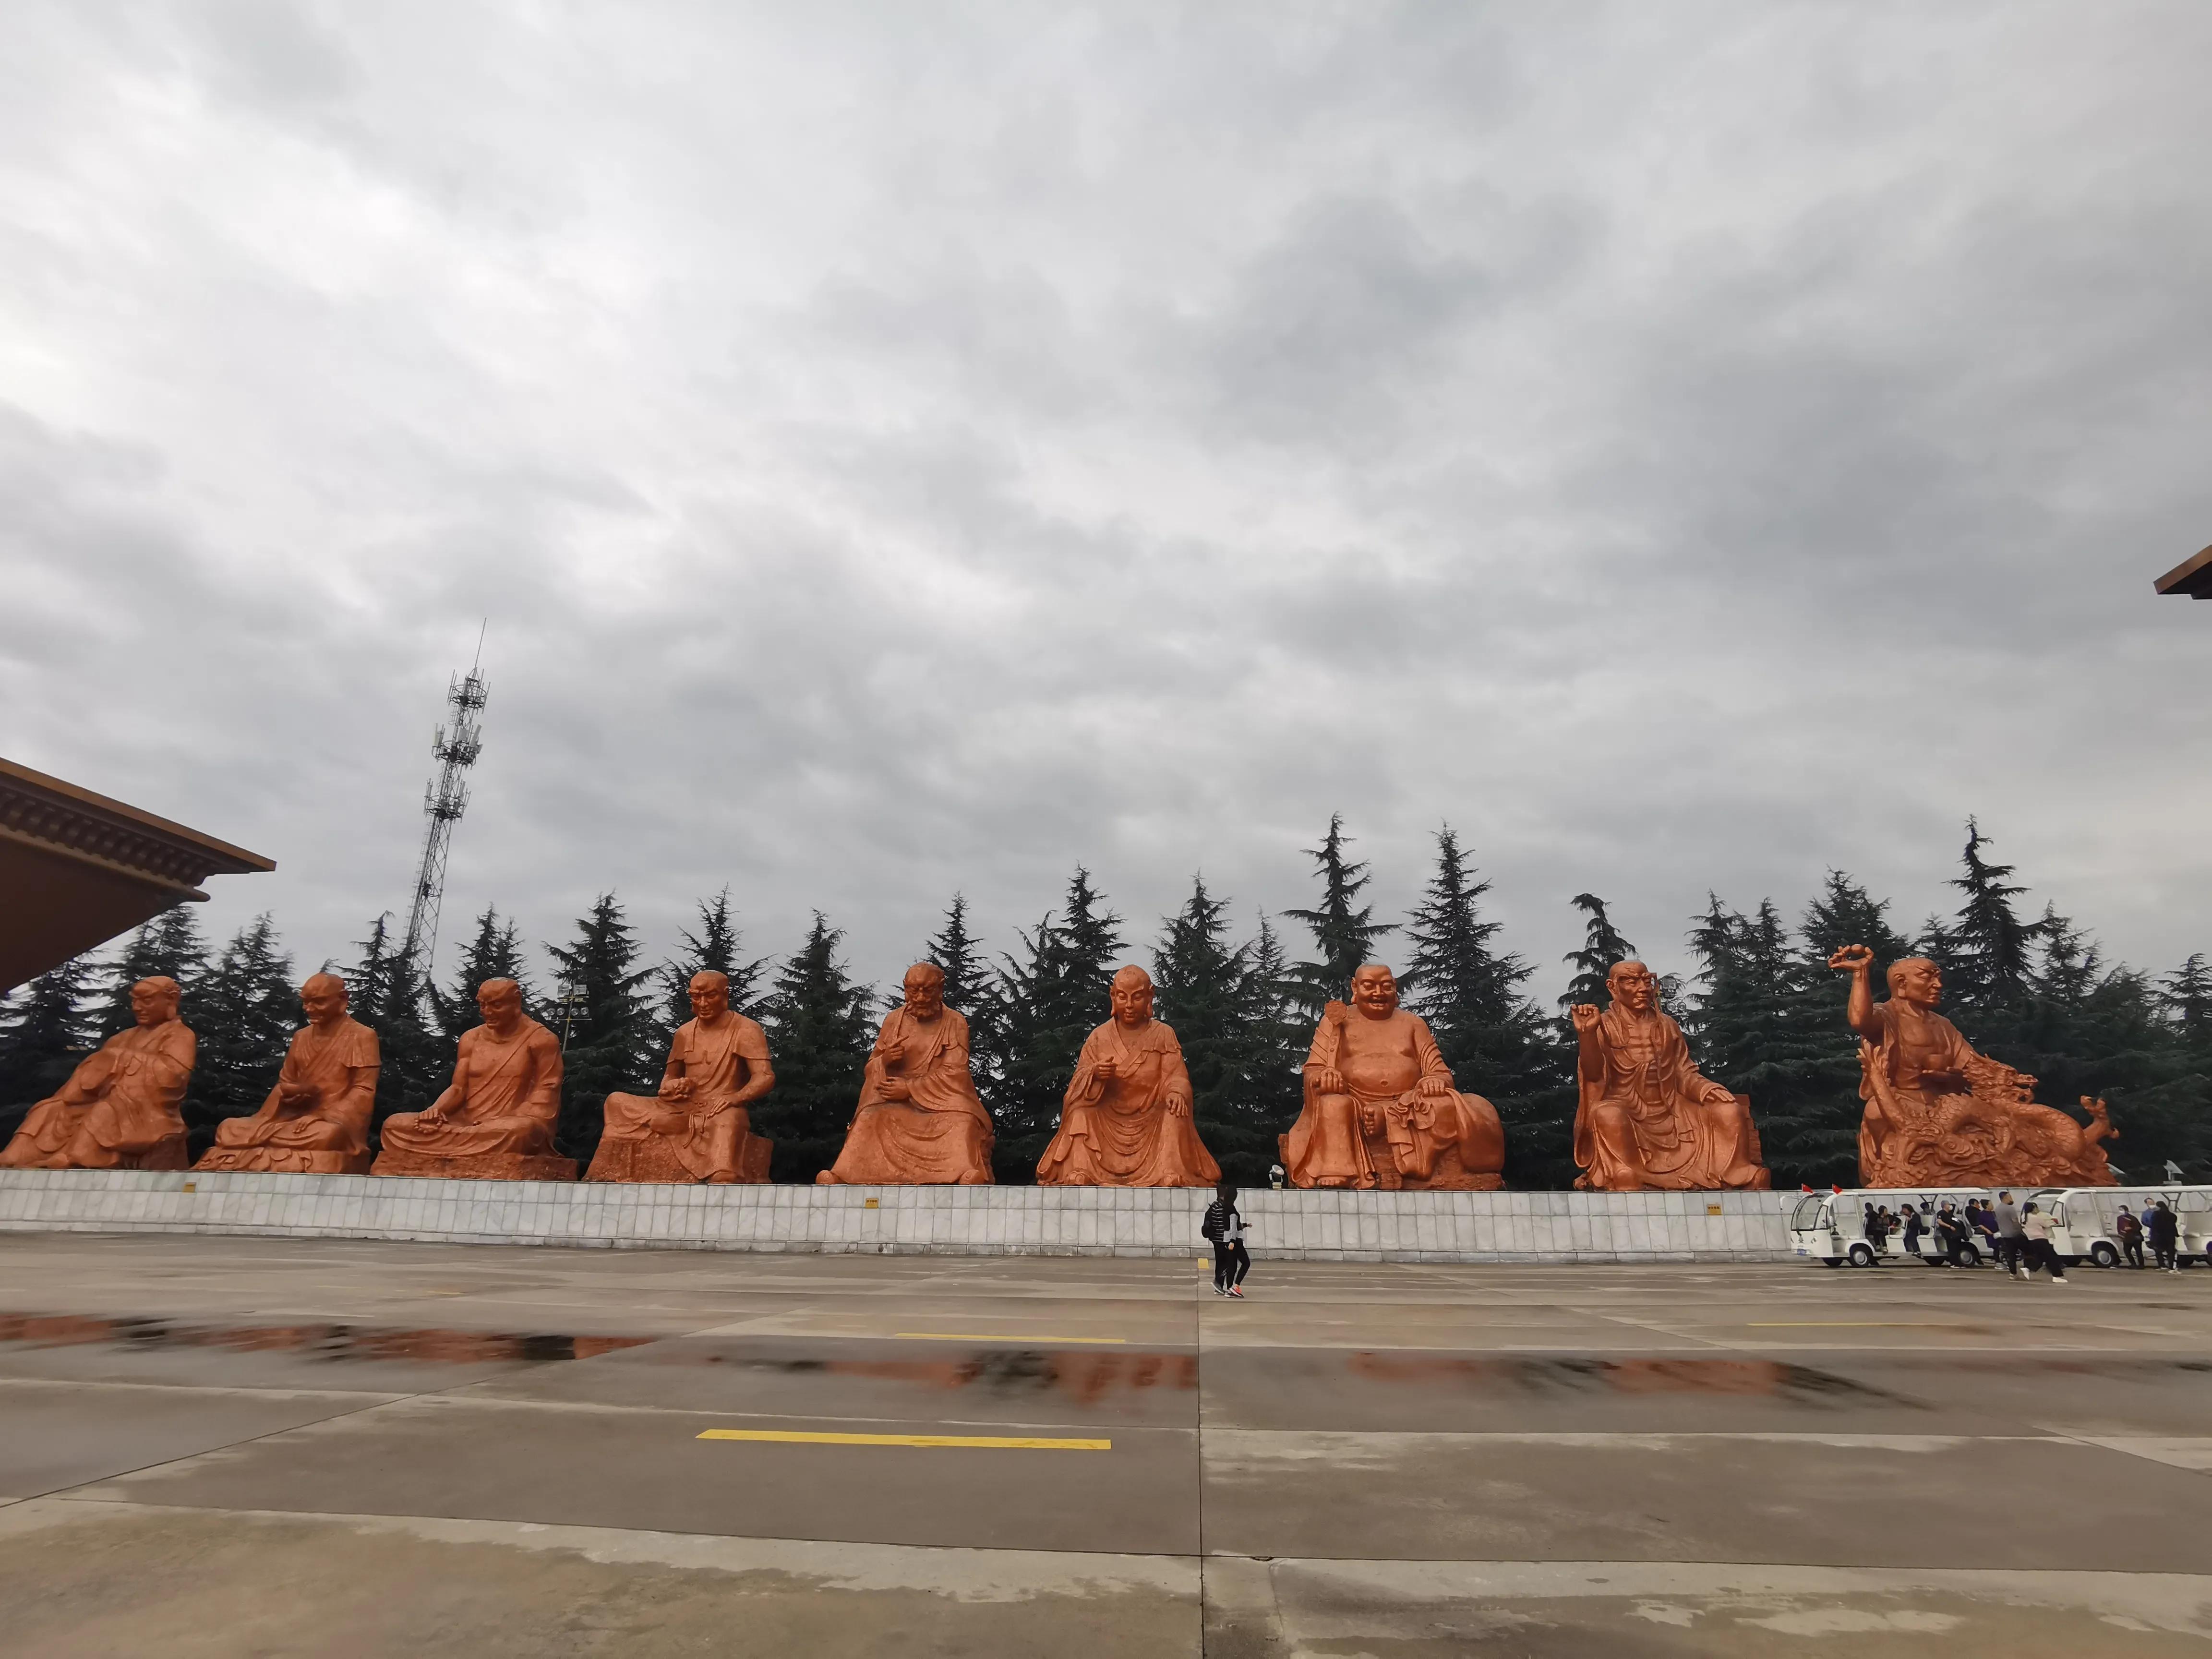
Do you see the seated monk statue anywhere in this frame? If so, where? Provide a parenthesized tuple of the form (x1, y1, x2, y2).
(1281, 963, 1504, 1190)
(818, 963, 994, 1185)
(196, 972, 378, 1174)
(586, 970, 774, 1184)
(1831, 946, 2115, 1188)
(1572, 961, 1769, 1192)
(1037, 965, 1220, 1187)
(0, 976, 193, 1170)
(372, 978, 575, 1179)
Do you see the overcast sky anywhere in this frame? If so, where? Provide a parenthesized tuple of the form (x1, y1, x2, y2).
(5, 1, 2210, 1009)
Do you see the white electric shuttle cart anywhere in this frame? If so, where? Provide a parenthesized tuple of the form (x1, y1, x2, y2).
(1789, 1189, 1993, 1268)
(2030, 1187, 2212, 1268)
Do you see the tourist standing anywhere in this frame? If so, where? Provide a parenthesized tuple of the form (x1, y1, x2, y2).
(2019, 1202, 2069, 1283)
(1900, 1203, 1924, 1257)
(2148, 1201, 2180, 1273)
(1993, 1191, 2026, 1278)
(1203, 1182, 1251, 1298)
(2116, 1205, 2145, 1270)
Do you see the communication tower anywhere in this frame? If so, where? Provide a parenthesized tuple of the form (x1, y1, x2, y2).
(399, 637, 488, 983)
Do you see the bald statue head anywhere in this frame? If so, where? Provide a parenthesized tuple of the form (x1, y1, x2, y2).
(902, 963, 947, 1019)
(1349, 963, 1401, 1020)
(1109, 964, 1156, 1028)
(130, 976, 182, 1027)
(1607, 961, 1659, 1015)
(686, 970, 731, 1022)
(476, 977, 526, 1033)
(1887, 957, 1943, 1009)
(300, 972, 349, 1030)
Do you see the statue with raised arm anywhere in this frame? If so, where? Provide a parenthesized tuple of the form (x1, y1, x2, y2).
(587, 970, 774, 1183)
(1571, 961, 1768, 1192)
(1037, 965, 1220, 1187)
(0, 976, 193, 1170)
(1830, 946, 2115, 1187)
(1281, 964, 1505, 1190)
(373, 978, 576, 1179)
(196, 972, 378, 1174)
(819, 963, 995, 1185)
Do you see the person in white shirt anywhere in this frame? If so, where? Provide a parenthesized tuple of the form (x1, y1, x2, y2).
(2018, 1202, 2069, 1284)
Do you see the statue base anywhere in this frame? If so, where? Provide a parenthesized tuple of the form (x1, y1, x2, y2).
(585, 1133, 772, 1184)
(368, 1149, 577, 1181)
(194, 1147, 373, 1176)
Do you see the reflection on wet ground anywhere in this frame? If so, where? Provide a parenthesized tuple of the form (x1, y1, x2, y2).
(0, 1313, 651, 1365)
(659, 1346, 1198, 1403)
(1347, 1354, 1910, 1403)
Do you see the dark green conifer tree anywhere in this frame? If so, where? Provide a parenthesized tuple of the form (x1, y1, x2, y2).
(982, 869, 1126, 1177)
(1404, 828, 1563, 1184)
(347, 914, 440, 1138)
(544, 894, 658, 1167)
(661, 888, 769, 1040)
(189, 916, 298, 1155)
(2164, 955, 2212, 1053)
(100, 906, 208, 1034)
(1683, 896, 1851, 1186)
(1560, 893, 1636, 1010)
(1152, 876, 1274, 1181)
(1934, 819, 2046, 1017)
(1238, 913, 1309, 1172)
(0, 956, 100, 1143)
(433, 907, 534, 1043)
(926, 895, 989, 1014)
(756, 913, 876, 1182)
(1284, 815, 1396, 1017)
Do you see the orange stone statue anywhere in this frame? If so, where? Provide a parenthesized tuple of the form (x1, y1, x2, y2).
(1281, 964, 1505, 1190)
(818, 963, 995, 1185)
(0, 976, 193, 1170)
(196, 972, 379, 1174)
(372, 978, 576, 1180)
(1831, 947, 2115, 1188)
(586, 970, 774, 1184)
(1036, 965, 1221, 1187)
(1572, 961, 1769, 1192)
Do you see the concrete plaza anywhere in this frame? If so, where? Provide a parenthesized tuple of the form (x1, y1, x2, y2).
(0, 1233, 2206, 1655)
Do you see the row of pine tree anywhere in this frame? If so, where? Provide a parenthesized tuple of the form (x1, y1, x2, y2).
(4, 817, 2208, 1187)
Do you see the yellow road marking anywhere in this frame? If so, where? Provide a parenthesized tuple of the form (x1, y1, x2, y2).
(894, 1333, 1127, 1344)
(698, 1429, 1110, 1451)
(1745, 1322, 1968, 1328)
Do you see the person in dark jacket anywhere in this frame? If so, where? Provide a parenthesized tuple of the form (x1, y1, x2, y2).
(1202, 1182, 1251, 1298)
(1900, 1203, 1924, 1256)
(2148, 1201, 2181, 1273)
(2116, 1205, 2145, 1270)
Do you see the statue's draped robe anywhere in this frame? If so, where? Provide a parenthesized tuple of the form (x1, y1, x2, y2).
(0, 1021, 195, 1170)
(1037, 1019, 1219, 1188)
(1858, 1000, 2111, 1187)
(1574, 1006, 1766, 1191)
(380, 1019, 563, 1159)
(200, 1017, 378, 1173)
(598, 1014, 770, 1181)
(823, 1008, 995, 1184)
(1283, 1006, 1501, 1190)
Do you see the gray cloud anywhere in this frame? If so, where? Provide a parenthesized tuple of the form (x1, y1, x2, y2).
(2, 0, 2209, 1009)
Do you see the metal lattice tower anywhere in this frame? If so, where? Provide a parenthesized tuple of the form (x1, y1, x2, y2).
(399, 640, 488, 983)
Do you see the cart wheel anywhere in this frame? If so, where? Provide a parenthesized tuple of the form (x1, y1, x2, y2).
(2089, 1241, 2119, 1269)
(1821, 1257, 1844, 1268)
(1847, 1242, 1876, 1268)
(1957, 1244, 1980, 1268)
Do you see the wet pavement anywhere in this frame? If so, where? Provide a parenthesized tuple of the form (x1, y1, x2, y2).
(0, 1233, 2207, 1654)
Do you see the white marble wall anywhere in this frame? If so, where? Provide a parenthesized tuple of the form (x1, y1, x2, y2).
(0, 1170, 1794, 1261)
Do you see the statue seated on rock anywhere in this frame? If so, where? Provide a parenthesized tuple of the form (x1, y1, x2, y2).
(1281, 964, 1505, 1190)
(586, 970, 773, 1184)
(1572, 961, 1769, 1192)
(1832, 946, 2115, 1188)
(372, 978, 576, 1180)
(1037, 965, 1220, 1187)
(196, 973, 378, 1175)
(819, 963, 994, 1185)
(0, 976, 193, 1171)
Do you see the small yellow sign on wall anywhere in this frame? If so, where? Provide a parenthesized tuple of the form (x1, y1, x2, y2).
(864, 1198, 880, 1209)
